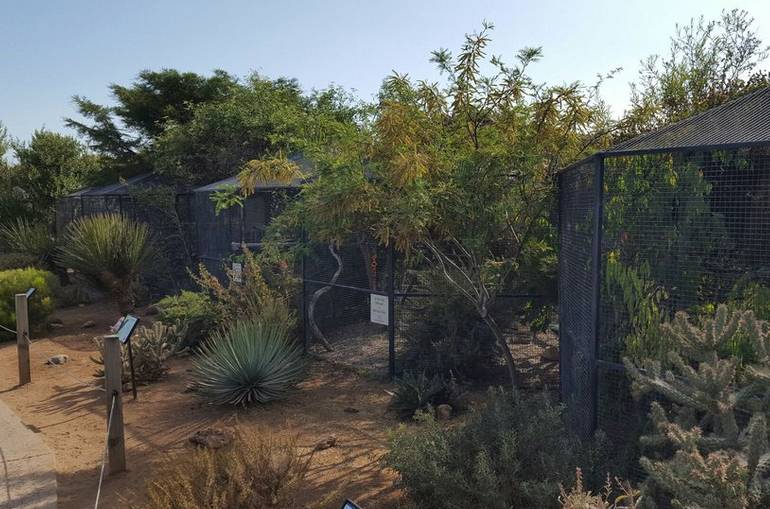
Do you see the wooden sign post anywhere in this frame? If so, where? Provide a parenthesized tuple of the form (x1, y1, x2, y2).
(103, 335, 126, 474)
(15, 292, 31, 385)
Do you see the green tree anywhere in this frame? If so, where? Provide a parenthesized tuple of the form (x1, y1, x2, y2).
(153, 75, 362, 184)
(3, 130, 99, 223)
(65, 69, 237, 177)
(620, 9, 770, 139)
(254, 23, 613, 386)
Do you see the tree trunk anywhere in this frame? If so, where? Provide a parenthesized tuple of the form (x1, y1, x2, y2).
(308, 243, 343, 352)
(482, 314, 518, 388)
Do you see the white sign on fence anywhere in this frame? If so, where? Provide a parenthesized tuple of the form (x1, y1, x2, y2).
(232, 262, 243, 283)
(370, 294, 389, 325)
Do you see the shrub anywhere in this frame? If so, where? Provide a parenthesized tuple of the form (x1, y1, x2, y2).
(193, 248, 295, 332)
(57, 213, 153, 312)
(138, 429, 319, 509)
(389, 371, 463, 419)
(0, 268, 58, 338)
(385, 388, 606, 509)
(0, 252, 37, 271)
(558, 468, 640, 509)
(92, 322, 181, 384)
(191, 318, 305, 406)
(156, 290, 217, 348)
(401, 288, 501, 380)
(0, 219, 57, 268)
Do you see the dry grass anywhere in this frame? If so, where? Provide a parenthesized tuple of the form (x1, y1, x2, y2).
(137, 428, 336, 509)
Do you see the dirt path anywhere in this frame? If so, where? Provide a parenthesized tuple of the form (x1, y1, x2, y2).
(0, 302, 401, 508)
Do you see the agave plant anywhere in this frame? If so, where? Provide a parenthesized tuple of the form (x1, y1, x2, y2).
(57, 213, 152, 312)
(191, 318, 305, 406)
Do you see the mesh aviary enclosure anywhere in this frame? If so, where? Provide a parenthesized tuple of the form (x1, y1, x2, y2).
(55, 173, 195, 294)
(192, 176, 299, 279)
(558, 87, 770, 448)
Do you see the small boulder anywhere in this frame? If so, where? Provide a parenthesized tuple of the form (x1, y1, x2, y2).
(313, 436, 337, 451)
(189, 428, 233, 450)
(46, 354, 69, 366)
(540, 346, 560, 362)
(48, 323, 64, 330)
(343, 407, 360, 414)
(48, 317, 63, 325)
(81, 320, 96, 329)
(144, 305, 159, 316)
(436, 404, 453, 421)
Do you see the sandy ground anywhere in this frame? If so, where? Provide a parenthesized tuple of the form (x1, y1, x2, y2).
(0, 302, 402, 509)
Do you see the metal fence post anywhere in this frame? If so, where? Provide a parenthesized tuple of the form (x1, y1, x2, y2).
(387, 242, 396, 379)
(590, 155, 605, 435)
(301, 229, 309, 352)
(15, 294, 30, 385)
(103, 335, 126, 474)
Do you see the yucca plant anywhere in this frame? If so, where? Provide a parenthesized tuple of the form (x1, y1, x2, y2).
(0, 218, 57, 268)
(57, 213, 152, 312)
(191, 318, 305, 406)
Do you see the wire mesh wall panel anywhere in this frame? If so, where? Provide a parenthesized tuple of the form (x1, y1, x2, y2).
(302, 238, 393, 378)
(594, 147, 770, 467)
(558, 159, 598, 438)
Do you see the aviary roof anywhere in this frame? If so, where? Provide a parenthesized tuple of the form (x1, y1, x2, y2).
(66, 173, 159, 197)
(606, 86, 770, 155)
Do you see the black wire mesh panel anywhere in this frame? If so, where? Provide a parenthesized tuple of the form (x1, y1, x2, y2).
(558, 160, 597, 438)
(596, 147, 770, 476)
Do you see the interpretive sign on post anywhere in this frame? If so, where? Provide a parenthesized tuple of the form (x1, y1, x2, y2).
(370, 294, 389, 325)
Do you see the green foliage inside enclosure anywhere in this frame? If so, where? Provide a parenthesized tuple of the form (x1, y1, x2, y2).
(602, 257, 669, 362)
(624, 305, 770, 508)
(389, 371, 463, 420)
(0, 268, 58, 338)
(58, 213, 153, 312)
(156, 291, 217, 348)
(385, 389, 610, 509)
(602, 155, 727, 306)
(191, 318, 305, 406)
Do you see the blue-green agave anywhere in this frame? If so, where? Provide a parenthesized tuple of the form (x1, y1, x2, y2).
(191, 318, 305, 406)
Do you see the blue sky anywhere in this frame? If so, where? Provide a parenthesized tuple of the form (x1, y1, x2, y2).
(2, 0, 769, 144)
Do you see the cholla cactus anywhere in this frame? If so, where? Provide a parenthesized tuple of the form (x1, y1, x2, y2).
(623, 304, 770, 507)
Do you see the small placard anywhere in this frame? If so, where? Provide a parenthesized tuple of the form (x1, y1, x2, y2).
(370, 294, 389, 325)
(232, 262, 243, 283)
(116, 315, 140, 344)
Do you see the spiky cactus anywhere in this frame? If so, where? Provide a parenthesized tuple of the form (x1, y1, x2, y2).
(624, 304, 770, 507)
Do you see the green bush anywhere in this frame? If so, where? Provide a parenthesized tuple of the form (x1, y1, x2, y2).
(191, 318, 305, 406)
(57, 213, 153, 312)
(156, 291, 217, 348)
(0, 268, 58, 338)
(193, 248, 296, 332)
(0, 219, 57, 268)
(389, 371, 463, 419)
(401, 290, 501, 380)
(0, 252, 38, 271)
(385, 389, 607, 509)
